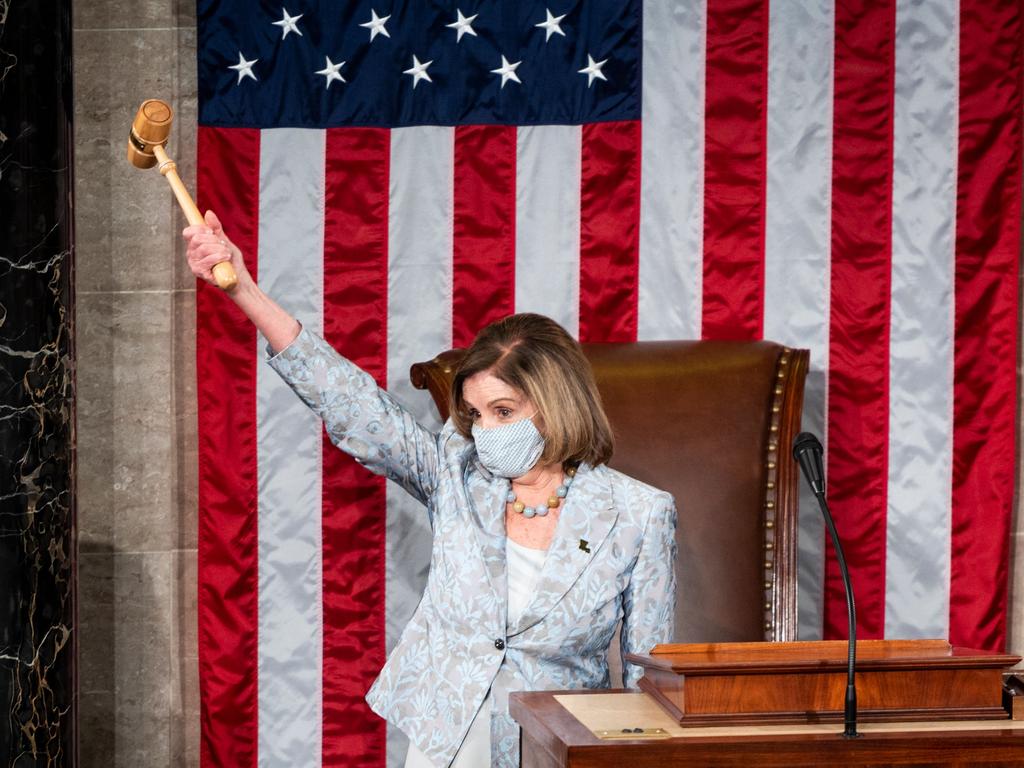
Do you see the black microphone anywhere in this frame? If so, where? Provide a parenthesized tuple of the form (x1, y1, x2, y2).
(792, 432, 859, 739)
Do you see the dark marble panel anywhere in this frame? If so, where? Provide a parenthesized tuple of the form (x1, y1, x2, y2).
(0, 0, 77, 766)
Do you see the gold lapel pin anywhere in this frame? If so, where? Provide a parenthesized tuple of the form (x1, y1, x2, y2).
(579, 539, 590, 553)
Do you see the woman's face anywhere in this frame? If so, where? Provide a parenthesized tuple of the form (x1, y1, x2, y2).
(462, 371, 534, 430)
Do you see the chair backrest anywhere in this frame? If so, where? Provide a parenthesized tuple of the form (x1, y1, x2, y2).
(410, 340, 809, 643)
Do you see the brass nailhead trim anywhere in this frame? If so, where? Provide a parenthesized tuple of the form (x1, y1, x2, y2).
(763, 347, 794, 642)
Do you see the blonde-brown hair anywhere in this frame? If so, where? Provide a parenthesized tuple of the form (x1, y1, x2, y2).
(451, 313, 614, 467)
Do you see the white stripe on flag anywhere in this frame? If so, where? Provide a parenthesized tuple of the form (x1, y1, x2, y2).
(256, 128, 325, 767)
(884, 0, 957, 639)
(514, 125, 582, 334)
(385, 126, 454, 766)
(763, 0, 835, 640)
(637, 0, 705, 340)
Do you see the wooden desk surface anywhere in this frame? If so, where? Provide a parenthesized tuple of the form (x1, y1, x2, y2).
(510, 690, 1024, 767)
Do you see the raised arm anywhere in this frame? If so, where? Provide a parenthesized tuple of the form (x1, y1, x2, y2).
(183, 211, 440, 504)
(183, 210, 301, 353)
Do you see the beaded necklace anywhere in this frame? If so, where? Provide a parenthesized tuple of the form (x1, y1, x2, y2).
(506, 466, 577, 518)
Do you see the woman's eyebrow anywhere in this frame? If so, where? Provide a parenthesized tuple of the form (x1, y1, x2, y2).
(486, 397, 518, 408)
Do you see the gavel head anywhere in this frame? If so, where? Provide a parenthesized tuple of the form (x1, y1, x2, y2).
(127, 99, 174, 169)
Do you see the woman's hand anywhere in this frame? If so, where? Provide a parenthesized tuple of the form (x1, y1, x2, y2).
(181, 209, 301, 352)
(182, 210, 253, 290)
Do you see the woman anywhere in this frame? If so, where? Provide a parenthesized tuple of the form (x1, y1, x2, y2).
(184, 212, 677, 768)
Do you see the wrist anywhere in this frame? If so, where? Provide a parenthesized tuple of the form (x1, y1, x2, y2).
(229, 271, 260, 301)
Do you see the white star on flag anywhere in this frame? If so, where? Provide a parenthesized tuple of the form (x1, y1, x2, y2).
(536, 8, 567, 41)
(446, 9, 478, 43)
(403, 55, 433, 89)
(315, 57, 346, 89)
(360, 9, 391, 41)
(272, 8, 303, 39)
(578, 54, 608, 87)
(229, 52, 258, 84)
(490, 56, 522, 88)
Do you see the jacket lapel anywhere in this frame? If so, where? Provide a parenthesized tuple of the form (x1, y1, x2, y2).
(465, 462, 509, 606)
(508, 463, 618, 635)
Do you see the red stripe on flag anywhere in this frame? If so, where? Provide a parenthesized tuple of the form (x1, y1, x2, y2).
(452, 125, 516, 346)
(578, 120, 641, 343)
(196, 126, 261, 768)
(949, 0, 1022, 651)
(825, 0, 896, 640)
(701, 0, 768, 340)
(322, 128, 390, 765)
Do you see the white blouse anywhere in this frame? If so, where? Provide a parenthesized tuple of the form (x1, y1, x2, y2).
(404, 538, 547, 767)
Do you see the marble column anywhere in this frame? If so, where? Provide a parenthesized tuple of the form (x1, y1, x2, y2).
(0, 0, 77, 765)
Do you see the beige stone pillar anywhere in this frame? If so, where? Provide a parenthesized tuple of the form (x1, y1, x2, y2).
(74, 1, 199, 764)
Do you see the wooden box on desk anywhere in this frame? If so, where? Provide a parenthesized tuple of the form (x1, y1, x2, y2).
(624, 639, 1021, 726)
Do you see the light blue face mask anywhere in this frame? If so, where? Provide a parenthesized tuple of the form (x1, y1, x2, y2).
(471, 416, 546, 478)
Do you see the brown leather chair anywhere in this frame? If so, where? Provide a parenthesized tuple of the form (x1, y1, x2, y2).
(410, 341, 809, 643)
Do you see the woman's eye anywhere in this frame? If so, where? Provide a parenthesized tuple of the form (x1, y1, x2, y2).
(497, 408, 512, 418)
(468, 409, 480, 421)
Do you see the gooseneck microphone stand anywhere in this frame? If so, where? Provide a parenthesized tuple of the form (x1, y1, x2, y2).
(792, 432, 860, 739)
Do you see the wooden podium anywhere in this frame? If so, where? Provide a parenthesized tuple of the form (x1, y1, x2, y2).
(510, 640, 1024, 767)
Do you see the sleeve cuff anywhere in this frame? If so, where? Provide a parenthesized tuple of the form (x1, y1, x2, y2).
(264, 322, 306, 362)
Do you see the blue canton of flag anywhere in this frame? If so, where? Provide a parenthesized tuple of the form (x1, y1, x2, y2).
(198, 1, 641, 128)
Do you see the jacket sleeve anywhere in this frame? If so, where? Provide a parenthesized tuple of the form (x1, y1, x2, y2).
(620, 493, 678, 688)
(267, 327, 440, 506)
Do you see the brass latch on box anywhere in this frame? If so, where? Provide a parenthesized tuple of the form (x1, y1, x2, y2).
(594, 727, 670, 740)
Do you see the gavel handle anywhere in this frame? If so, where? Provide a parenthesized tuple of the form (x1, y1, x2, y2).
(153, 144, 238, 291)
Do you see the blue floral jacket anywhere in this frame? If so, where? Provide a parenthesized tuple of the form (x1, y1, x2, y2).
(269, 328, 677, 768)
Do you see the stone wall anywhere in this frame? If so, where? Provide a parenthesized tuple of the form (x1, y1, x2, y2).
(74, 0, 199, 764)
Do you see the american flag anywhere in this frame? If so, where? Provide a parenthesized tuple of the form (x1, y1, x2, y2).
(194, 1, 1022, 766)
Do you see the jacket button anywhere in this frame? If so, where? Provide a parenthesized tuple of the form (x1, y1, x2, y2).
(494, 638, 505, 650)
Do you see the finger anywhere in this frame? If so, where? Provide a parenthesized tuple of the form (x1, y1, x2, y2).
(204, 210, 224, 237)
(197, 255, 232, 277)
(188, 236, 224, 260)
(194, 237, 232, 258)
(184, 221, 216, 236)
(183, 230, 215, 253)
(191, 247, 227, 272)
(193, 242, 232, 264)
(186, 252, 215, 282)
(190, 232, 223, 248)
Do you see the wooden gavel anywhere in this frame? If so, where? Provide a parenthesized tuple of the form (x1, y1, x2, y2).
(127, 99, 238, 291)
